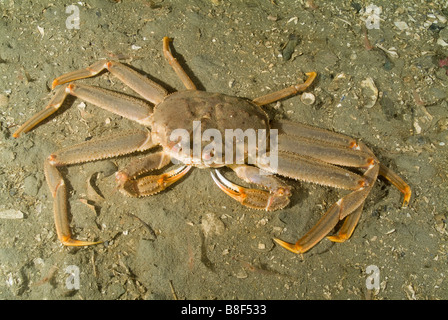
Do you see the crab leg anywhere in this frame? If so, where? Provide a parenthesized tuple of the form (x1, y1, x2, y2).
(163, 37, 197, 90)
(211, 165, 291, 211)
(277, 134, 374, 168)
(326, 203, 364, 243)
(51, 60, 168, 104)
(116, 151, 191, 197)
(273, 159, 379, 254)
(45, 129, 156, 246)
(258, 150, 367, 191)
(13, 83, 155, 138)
(252, 72, 317, 106)
(272, 120, 360, 148)
(272, 120, 411, 206)
(13, 86, 68, 138)
(379, 163, 411, 207)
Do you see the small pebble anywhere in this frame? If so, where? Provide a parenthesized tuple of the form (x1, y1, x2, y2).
(236, 269, 248, 279)
(201, 213, 225, 237)
(437, 38, 448, 47)
(0, 209, 24, 219)
(394, 21, 409, 31)
(439, 27, 448, 42)
(0, 94, 9, 108)
(23, 175, 40, 197)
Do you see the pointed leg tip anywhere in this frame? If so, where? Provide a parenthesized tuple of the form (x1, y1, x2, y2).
(163, 37, 172, 49)
(273, 238, 303, 254)
(402, 187, 411, 208)
(327, 234, 349, 243)
(51, 79, 61, 90)
(61, 237, 103, 247)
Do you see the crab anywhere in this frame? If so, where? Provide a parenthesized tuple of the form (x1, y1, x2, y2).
(13, 37, 411, 254)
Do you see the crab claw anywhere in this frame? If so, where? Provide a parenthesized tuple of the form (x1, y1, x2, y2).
(210, 169, 290, 211)
(117, 165, 192, 197)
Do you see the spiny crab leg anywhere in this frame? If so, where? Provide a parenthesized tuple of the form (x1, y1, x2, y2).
(277, 134, 375, 168)
(210, 168, 291, 211)
(44, 159, 102, 246)
(13, 86, 68, 138)
(51, 60, 168, 104)
(116, 151, 172, 183)
(13, 57, 169, 138)
(252, 71, 317, 106)
(261, 121, 410, 253)
(13, 84, 154, 138)
(258, 150, 368, 191)
(45, 129, 156, 246)
(271, 120, 411, 207)
(273, 159, 380, 254)
(163, 37, 197, 90)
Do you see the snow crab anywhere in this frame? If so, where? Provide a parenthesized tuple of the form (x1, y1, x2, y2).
(13, 37, 410, 254)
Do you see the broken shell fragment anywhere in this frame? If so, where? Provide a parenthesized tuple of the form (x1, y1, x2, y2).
(360, 77, 378, 108)
(327, 72, 349, 92)
(86, 173, 105, 203)
(0, 209, 24, 219)
(375, 43, 399, 58)
(300, 92, 315, 105)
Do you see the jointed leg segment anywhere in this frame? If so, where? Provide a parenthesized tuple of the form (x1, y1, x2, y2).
(252, 72, 317, 106)
(267, 121, 410, 253)
(13, 62, 165, 138)
(163, 37, 197, 90)
(273, 160, 379, 254)
(51, 60, 168, 104)
(45, 130, 156, 246)
(272, 120, 411, 206)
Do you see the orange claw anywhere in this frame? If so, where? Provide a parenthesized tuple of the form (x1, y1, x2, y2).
(60, 236, 103, 247)
(302, 71, 317, 89)
(273, 238, 305, 254)
(51, 79, 59, 90)
(252, 71, 317, 106)
(402, 186, 412, 207)
(210, 169, 247, 203)
(210, 169, 290, 211)
(378, 164, 412, 207)
(51, 60, 109, 89)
